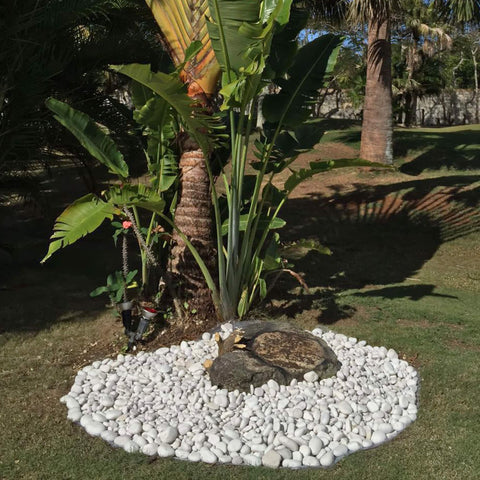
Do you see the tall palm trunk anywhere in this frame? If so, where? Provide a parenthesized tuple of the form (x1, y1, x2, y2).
(169, 135, 216, 321)
(360, 15, 393, 164)
(144, 0, 221, 322)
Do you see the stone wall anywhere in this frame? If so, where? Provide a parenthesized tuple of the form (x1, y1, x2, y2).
(413, 90, 479, 126)
(317, 89, 480, 126)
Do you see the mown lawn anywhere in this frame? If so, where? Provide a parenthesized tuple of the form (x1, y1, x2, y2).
(0, 125, 479, 480)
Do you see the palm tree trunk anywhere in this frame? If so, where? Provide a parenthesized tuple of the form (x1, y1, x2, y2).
(169, 134, 216, 322)
(360, 15, 393, 164)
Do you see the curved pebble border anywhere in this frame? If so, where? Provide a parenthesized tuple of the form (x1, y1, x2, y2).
(61, 324, 419, 469)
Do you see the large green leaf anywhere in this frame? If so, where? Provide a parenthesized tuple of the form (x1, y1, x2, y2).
(41, 194, 117, 263)
(105, 184, 166, 213)
(45, 98, 129, 179)
(207, 0, 264, 74)
(207, 0, 293, 110)
(133, 95, 171, 130)
(262, 34, 343, 127)
(111, 64, 219, 154)
(131, 80, 155, 110)
(266, 5, 307, 78)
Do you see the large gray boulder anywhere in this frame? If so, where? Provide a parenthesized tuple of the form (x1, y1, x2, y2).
(208, 321, 340, 392)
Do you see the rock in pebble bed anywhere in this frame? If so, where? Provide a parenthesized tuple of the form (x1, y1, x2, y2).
(60, 324, 419, 469)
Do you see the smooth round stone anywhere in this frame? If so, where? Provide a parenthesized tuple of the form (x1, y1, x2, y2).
(200, 447, 217, 464)
(267, 379, 279, 392)
(292, 451, 303, 462)
(276, 447, 292, 460)
(114, 435, 131, 448)
(362, 439, 373, 448)
(347, 441, 362, 452)
(240, 444, 251, 455)
(158, 443, 175, 457)
(254, 387, 264, 397)
(381, 402, 392, 413)
(333, 444, 348, 457)
(231, 455, 243, 465)
(279, 436, 299, 452)
(377, 423, 394, 434)
(214, 395, 229, 408)
(367, 401, 379, 413)
(337, 401, 353, 415)
(320, 411, 330, 425)
(123, 440, 139, 453)
(292, 408, 303, 419)
(282, 459, 301, 468)
(67, 409, 82, 422)
(63, 395, 80, 410)
(175, 449, 190, 460)
(309, 436, 323, 456)
(224, 428, 240, 440)
(105, 409, 122, 420)
(100, 395, 115, 408)
(303, 455, 320, 467)
(262, 450, 282, 469)
(319, 451, 335, 467)
(126, 420, 142, 436)
(188, 451, 201, 462)
(159, 426, 178, 444)
(227, 438, 242, 453)
(71, 384, 83, 394)
(100, 430, 117, 442)
(142, 443, 158, 456)
(84, 421, 105, 437)
(133, 435, 147, 448)
(92, 412, 106, 423)
(303, 371, 319, 382)
(243, 454, 262, 466)
(371, 431, 387, 444)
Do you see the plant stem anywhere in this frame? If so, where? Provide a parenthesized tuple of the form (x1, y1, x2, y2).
(123, 207, 157, 266)
(122, 233, 129, 302)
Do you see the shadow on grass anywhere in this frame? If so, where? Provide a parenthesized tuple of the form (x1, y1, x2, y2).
(396, 128, 480, 174)
(352, 284, 458, 301)
(0, 162, 124, 335)
(266, 174, 480, 323)
(0, 230, 120, 335)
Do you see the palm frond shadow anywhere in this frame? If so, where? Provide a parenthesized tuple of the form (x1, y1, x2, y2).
(265, 174, 480, 324)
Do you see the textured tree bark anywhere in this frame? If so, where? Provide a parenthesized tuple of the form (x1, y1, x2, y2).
(169, 135, 216, 322)
(360, 15, 393, 164)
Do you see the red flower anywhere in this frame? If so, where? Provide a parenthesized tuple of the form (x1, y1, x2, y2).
(122, 220, 133, 229)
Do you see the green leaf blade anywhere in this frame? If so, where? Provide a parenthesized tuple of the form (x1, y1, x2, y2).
(41, 194, 116, 263)
(45, 98, 129, 179)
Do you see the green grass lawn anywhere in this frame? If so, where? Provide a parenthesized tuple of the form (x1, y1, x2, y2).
(0, 125, 479, 480)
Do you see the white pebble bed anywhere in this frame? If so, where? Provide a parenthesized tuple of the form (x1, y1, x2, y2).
(61, 324, 419, 469)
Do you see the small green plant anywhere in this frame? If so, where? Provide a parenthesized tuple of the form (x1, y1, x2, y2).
(90, 270, 138, 305)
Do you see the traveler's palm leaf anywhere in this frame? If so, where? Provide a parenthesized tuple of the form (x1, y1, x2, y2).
(145, 0, 220, 94)
(262, 34, 343, 127)
(111, 64, 222, 154)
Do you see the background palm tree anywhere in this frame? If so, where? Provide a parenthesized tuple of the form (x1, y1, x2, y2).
(304, 0, 479, 163)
